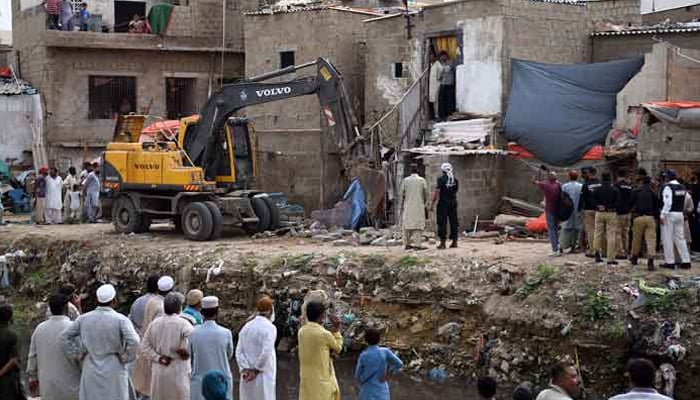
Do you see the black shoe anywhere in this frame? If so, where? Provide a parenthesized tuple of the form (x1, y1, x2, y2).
(450, 240, 458, 248)
(648, 258, 655, 271)
(630, 256, 638, 266)
(405, 245, 412, 251)
(607, 260, 619, 266)
(595, 253, 603, 263)
(660, 263, 676, 270)
(680, 263, 692, 270)
(437, 241, 446, 250)
(616, 255, 627, 260)
(585, 253, 596, 258)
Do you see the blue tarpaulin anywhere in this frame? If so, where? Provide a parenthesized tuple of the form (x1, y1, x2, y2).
(503, 58, 644, 166)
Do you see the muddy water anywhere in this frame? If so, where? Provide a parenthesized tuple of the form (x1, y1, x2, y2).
(14, 321, 473, 400)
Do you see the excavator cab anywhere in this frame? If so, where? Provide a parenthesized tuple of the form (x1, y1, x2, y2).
(178, 116, 257, 191)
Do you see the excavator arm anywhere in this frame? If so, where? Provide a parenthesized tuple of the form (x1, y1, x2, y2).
(185, 58, 362, 176)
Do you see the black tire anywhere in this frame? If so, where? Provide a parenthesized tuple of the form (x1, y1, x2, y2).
(203, 201, 224, 240)
(136, 215, 152, 233)
(262, 196, 281, 231)
(173, 216, 183, 233)
(112, 196, 142, 234)
(181, 202, 214, 241)
(244, 196, 271, 234)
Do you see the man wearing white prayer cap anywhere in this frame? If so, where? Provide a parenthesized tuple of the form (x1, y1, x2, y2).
(132, 275, 176, 397)
(189, 296, 235, 400)
(60, 284, 140, 400)
(431, 162, 460, 249)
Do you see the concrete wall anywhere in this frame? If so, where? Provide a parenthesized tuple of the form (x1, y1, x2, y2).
(422, 153, 505, 229)
(243, 9, 368, 131)
(587, 0, 642, 25)
(615, 43, 668, 130)
(42, 48, 242, 147)
(255, 129, 344, 213)
(364, 0, 593, 123)
(457, 15, 503, 114)
(637, 119, 700, 176)
(668, 47, 700, 101)
(592, 32, 700, 62)
(0, 96, 35, 164)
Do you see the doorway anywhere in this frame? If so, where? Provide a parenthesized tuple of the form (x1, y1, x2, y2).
(426, 34, 461, 121)
(114, 1, 146, 33)
(166, 78, 197, 120)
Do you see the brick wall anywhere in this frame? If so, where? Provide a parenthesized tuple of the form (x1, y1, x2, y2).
(255, 129, 344, 213)
(243, 9, 368, 131)
(586, 0, 642, 25)
(421, 153, 505, 230)
(42, 48, 243, 147)
(592, 32, 700, 62)
(637, 120, 700, 176)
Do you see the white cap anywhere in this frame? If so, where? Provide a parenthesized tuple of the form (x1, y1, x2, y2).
(96, 284, 116, 304)
(158, 276, 175, 291)
(201, 296, 219, 309)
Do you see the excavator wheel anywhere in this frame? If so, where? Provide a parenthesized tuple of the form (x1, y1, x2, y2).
(203, 201, 224, 240)
(112, 196, 142, 234)
(262, 196, 281, 231)
(181, 202, 214, 241)
(243, 197, 271, 234)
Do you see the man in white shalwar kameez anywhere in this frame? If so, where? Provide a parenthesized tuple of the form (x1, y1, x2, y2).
(140, 292, 194, 400)
(28, 294, 82, 400)
(84, 168, 101, 223)
(235, 296, 277, 400)
(63, 167, 79, 221)
(45, 168, 63, 224)
(60, 284, 140, 400)
(400, 163, 429, 250)
(132, 275, 175, 398)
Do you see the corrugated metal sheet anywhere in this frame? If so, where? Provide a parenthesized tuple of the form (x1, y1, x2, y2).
(592, 26, 700, 36)
(245, 5, 383, 16)
(0, 78, 37, 96)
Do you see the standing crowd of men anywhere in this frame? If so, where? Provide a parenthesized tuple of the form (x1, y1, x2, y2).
(26, 162, 101, 225)
(0, 272, 409, 400)
(535, 166, 697, 271)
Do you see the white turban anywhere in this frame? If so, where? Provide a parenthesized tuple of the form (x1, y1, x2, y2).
(441, 163, 456, 188)
(96, 284, 116, 304)
(158, 276, 175, 292)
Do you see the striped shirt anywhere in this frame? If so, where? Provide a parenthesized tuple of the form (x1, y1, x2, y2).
(45, 0, 62, 15)
(609, 388, 673, 400)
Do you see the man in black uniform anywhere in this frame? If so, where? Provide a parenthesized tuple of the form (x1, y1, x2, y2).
(615, 169, 634, 259)
(593, 172, 620, 265)
(580, 167, 601, 257)
(630, 176, 660, 270)
(431, 162, 459, 249)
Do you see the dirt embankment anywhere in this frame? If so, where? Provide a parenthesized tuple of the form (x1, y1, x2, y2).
(1, 223, 699, 399)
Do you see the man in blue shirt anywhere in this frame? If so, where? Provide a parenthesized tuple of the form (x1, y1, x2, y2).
(355, 328, 403, 400)
(189, 296, 234, 400)
(181, 289, 203, 326)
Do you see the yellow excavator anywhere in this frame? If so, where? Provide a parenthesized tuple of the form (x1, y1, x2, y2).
(101, 58, 364, 241)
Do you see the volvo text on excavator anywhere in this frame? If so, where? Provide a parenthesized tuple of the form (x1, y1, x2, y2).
(100, 58, 365, 241)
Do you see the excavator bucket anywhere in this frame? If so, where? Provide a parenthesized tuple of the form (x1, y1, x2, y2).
(112, 115, 147, 143)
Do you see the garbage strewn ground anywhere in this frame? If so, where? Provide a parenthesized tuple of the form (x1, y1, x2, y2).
(1, 222, 700, 399)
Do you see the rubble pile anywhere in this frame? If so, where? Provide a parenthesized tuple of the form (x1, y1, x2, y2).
(1, 234, 700, 398)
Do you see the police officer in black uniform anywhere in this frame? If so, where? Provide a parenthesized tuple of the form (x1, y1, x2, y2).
(580, 167, 601, 257)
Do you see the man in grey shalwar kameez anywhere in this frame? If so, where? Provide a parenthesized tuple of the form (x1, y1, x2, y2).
(559, 170, 583, 253)
(60, 284, 140, 400)
(84, 167, 101, 223)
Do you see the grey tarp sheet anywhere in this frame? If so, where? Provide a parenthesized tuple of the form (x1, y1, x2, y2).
(643, 104, 700, 129)
(503, 58, 644, 166)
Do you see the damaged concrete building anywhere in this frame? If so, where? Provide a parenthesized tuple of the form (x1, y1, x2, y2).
(9, 0, 252, 170)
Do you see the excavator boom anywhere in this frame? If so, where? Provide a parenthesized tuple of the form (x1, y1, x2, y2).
(184, 58, 361, 176)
